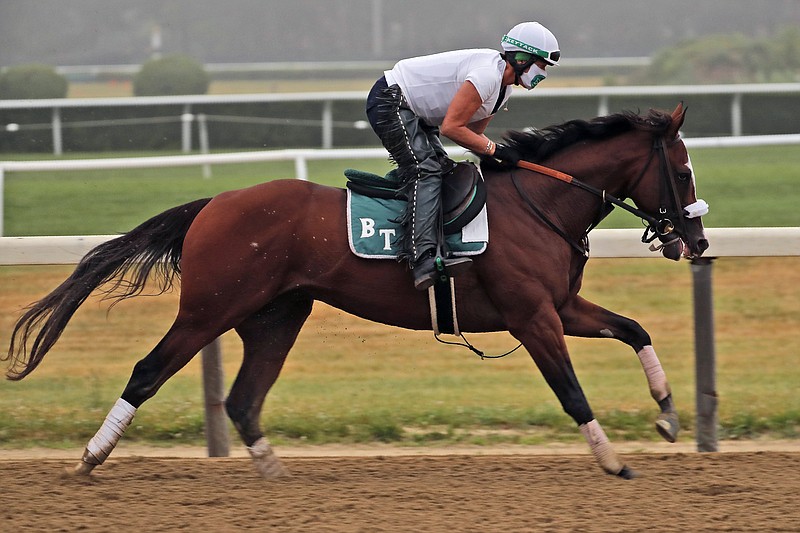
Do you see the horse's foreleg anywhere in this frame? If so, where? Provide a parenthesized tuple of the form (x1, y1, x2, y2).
(559, 295, 679, 443)
(69, 319, 224, 476)
(508, 307, 635, 479)
(228, 291, 314, 479)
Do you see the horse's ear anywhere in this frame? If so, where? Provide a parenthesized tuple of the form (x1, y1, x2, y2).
(667, 102, 687, 138)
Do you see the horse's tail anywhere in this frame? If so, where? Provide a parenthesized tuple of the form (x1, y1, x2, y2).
(4, 198, 212, 381)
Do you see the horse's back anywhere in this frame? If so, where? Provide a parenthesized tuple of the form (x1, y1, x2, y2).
(188, 179, 344, 239)
(179, 179, 350, 292)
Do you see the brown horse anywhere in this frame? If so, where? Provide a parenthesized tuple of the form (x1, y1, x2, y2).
(5, 104, 708, 479)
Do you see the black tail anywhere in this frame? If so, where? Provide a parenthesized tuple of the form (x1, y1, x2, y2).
(4, 198, 212, 381)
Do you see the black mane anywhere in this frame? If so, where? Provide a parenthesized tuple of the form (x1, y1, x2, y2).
(484, 109, 674, 166)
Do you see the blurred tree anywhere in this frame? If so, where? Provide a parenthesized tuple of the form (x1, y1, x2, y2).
(634, 28, 800, 84)
(0, 64, 68, 99)
(133, 54, 209, 96)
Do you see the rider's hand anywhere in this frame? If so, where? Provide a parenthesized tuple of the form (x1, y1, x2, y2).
(492, 143, 521, 167)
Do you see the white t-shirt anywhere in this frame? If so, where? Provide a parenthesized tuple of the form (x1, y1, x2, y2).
(384, 49, 511, 127)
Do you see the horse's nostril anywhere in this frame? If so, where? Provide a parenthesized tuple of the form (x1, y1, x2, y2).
(697, 239, 709, 252)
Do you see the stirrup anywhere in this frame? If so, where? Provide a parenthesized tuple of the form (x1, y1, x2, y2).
(441, 256, 472, 277)
(412, 254, 472, 291)
(412, 254, 442, 291)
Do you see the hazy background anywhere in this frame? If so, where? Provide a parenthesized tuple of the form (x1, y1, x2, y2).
(1, 0, 799, 67)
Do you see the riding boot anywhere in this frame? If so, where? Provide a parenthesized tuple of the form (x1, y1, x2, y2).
(406, 169, 471, 289)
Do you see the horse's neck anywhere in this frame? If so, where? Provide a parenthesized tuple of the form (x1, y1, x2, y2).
(536, 141, 637, 236)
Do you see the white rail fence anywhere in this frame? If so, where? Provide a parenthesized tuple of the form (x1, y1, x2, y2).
(2, 83, 800, 154)
(2, 134, 800, 237)
(2, 227, 799, 265)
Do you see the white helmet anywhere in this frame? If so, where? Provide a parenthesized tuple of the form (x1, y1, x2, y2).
(501, 22, 560, 66)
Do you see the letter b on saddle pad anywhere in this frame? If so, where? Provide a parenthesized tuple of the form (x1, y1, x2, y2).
(345, 165, 488, 259)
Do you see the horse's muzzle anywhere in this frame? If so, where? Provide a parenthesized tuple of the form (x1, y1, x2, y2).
(655, 233, 708, 261)
(684, 237, 709, 259)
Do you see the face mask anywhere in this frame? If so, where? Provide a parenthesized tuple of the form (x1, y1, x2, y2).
(520, 64, 547, 90)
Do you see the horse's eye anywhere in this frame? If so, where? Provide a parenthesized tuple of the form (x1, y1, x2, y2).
(677, 172, 691, 182)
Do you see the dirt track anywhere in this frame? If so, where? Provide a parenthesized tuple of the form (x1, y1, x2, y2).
(3, 451, 798, 532)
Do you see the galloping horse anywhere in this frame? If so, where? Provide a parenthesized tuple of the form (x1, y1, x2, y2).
(5, 104, 708, 479)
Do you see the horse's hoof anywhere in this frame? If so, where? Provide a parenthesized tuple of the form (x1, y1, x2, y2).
(656, 411, 680, 443)
(65, 461, 95, 477)
(616, 466, 638, 480)
(248, 438, 289, 480)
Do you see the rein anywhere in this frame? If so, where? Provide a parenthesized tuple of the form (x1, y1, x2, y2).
(512, 135, 689, 250)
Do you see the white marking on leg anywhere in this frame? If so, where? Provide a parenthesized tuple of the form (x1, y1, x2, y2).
(84, 398, 137, 465)
(579, 419, 623, 475)
(248, 437, 289, 479)
(637, 345, 671, 401)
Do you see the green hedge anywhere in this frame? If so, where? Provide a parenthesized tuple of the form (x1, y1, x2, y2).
(0, 64, 67, 99)
(133, 54, 209, 96)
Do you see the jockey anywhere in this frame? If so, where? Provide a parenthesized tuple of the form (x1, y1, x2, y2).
(366, 22, 560, 290)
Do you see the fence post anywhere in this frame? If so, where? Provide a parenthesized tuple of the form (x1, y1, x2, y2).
(731, 93, 743, 137)
(201, 337, 230, 457)
(197, 113, 212, 178)
(322, 100, 333, 149)
(181, 105, 193, 153)
(52, 107, 63, 156)
(598, 94, 609, 117)
(690, 257, 718, 452)
(294, 156, 309, 181)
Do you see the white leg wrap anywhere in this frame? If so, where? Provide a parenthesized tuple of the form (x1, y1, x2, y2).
(579, 419, 623, 475)
(247, 437, 288, 479)
(637, 345, 671, 401)
(84, 398, 137, 465)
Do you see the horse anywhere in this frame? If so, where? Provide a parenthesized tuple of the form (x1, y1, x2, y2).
(4, 103, 708, 480)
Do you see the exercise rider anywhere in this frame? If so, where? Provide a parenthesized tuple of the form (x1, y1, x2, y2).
(365, 21, 561, 290)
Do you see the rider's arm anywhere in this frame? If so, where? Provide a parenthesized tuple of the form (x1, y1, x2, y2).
(440, 81, 497, 156)
(467, 117, 493, 135)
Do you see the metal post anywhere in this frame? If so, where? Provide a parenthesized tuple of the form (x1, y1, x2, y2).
(322, 100, 333, 149)
(690, 257, 718, 452)
(201, 337, 230, 457)
(52, 107, 63, 156)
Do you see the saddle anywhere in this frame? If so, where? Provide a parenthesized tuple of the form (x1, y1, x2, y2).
(345, 161, 487, 236)
(344, 162, 489, 336)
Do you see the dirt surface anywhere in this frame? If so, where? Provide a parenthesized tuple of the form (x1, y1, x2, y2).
(3, 449, 798, 532)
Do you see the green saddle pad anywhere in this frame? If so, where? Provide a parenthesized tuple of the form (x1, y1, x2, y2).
(347, 189, 488, 259)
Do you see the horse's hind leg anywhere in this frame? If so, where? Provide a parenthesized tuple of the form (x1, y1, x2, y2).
(70, 316, 230, 476)
(226, 291, 313, 479)
(506, 305, 635, 479)
(559, 295, 679, 443)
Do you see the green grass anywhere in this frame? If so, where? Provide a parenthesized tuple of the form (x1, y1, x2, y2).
(2, 145, 799, 235)
(2, 153, 393, 236)
(599, 144, 800, 228)
(0, 145, 798, 449)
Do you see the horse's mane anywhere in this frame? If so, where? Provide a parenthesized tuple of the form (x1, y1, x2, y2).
(483, 109, 674, 167)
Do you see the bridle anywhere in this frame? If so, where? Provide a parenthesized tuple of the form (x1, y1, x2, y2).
(510, 132, 708, 255)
